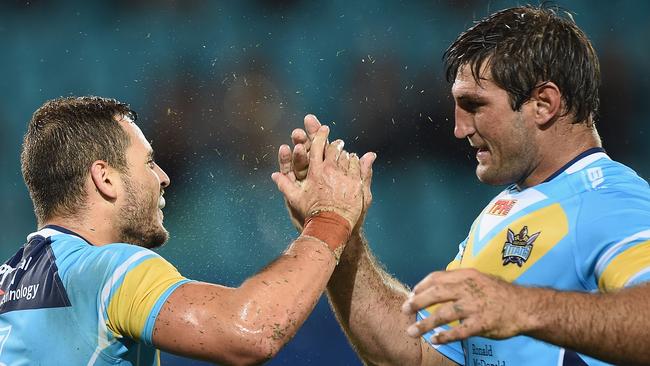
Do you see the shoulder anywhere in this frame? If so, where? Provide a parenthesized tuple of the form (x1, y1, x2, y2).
(577, 159, 650, 222)
(553, 155, 649, 221)
(568, 156, 649, 196)
(571, 159, 650, 251)
(51, 235, 170, 284)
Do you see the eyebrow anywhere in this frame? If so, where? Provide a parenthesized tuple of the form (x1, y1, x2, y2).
(455, 93, 486, 102)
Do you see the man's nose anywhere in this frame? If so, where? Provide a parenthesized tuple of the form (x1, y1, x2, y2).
(157, 164, 170, 188)
(454, 107, 476, 139)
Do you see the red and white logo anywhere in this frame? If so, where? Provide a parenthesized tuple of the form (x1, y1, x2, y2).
(487, 199, 517, 216)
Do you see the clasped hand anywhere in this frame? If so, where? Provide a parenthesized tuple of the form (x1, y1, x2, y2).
(272, 114, 376, 232)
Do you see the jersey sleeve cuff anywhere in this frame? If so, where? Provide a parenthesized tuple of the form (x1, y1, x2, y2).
(140, 279, 194, 346)
(417, 309, 465, 365)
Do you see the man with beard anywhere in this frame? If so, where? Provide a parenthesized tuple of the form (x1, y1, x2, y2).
(0, 96, 370, 365)
(280, 5, 650, 366)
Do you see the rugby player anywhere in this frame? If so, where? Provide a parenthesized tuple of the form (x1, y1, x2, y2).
(280, 6, 650, 365)
(0, 96, 369, 365)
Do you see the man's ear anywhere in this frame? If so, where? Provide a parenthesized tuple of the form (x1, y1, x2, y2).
(90, 160, 118, 200)
(530, 81, 562, 127)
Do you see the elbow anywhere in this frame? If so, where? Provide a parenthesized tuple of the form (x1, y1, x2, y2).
(215, 337, 282, 366)
(240, 339, 282, 366)
(239, 325, 288, 364)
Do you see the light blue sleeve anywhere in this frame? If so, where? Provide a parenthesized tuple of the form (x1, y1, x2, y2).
(417, 309, 464, 365)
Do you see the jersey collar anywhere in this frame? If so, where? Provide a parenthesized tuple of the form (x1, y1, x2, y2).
(27, 224, 94, 246)
(542, 147, 607, 183)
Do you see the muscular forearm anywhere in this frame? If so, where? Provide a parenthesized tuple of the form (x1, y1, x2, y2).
(326, 232, 425, 365)
(237, 236, 337, 353)
(523, 283, 650, 365)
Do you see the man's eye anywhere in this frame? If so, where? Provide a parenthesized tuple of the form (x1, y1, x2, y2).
(462, 101, 483, 112)
(147, 160, 155, 168)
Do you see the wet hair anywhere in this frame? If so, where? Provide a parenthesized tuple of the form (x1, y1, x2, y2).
(444, 4, 600, 124)
(21, 96, 135, 223)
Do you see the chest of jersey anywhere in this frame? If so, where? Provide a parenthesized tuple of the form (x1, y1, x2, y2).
(458, 191, 575, 288)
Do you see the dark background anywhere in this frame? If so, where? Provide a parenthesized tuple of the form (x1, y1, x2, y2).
(1, 1, 649, 364)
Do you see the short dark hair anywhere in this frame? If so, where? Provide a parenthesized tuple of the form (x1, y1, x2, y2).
(21, 96, 135, 223)
(444, 5, 600, 124)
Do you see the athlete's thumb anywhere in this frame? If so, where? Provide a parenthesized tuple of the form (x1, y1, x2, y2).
(271, 172, 298, 202)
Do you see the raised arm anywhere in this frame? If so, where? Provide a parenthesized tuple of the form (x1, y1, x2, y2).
(152, 125, 364, 365)
(328, 233, 455, 366)
(283, 115, 455, 366)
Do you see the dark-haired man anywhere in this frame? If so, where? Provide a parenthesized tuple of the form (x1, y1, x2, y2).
(281, 5, 650, 366)
(0, 96, 372, 365)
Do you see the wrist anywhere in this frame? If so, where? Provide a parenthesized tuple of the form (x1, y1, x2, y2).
(520, 286, 552, 335)
(347, 229, 365, 247)
(337, 230, 367, 265)
(301, 211, 352, 263)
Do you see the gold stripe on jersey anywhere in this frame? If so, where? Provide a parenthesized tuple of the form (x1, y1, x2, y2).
(423, 259, 463, 325)
(106, 256, 186, 341)
(599, 240, 650, 292)
(458, 203, 569, 282)
(424, 204, 568, 325)
(446, 259, 461, 271)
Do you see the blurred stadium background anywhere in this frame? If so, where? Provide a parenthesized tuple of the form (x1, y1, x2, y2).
(1, 0, 649, 364)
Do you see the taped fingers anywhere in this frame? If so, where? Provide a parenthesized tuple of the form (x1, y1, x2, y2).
(348, 153, 360, 178)
(338, 151, 351, 171)
(325, 139, 345, 163)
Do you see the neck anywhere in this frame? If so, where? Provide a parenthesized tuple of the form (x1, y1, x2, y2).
(43, 214, 118, 246)
(519, 122, 602, 189)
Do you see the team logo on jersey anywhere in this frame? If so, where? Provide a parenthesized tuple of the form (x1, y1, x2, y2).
(502, 226, 540, 267)
(487, 199, 517, 216)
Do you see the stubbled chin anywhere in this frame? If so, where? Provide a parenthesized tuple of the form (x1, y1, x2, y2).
(475, 164, 499, 185)
(476, 165, 488, 182)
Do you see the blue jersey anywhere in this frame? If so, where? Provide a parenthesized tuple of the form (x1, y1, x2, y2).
(0, 226, 191, 365)
(418, 148, 650, 365)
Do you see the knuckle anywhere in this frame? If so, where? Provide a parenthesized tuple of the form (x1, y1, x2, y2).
(439, 303, 458, 323)
(437, 329, 456, 344)
(438, 330, 453, 343)
(455, 326, 470, 340)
